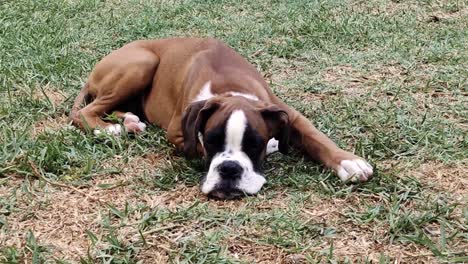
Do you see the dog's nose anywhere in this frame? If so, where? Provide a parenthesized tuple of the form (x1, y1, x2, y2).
(208, 189, 244, 200)
(218, 161, 243, 179)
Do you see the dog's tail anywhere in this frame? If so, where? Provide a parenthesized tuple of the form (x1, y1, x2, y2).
(70, 82, 91, 121)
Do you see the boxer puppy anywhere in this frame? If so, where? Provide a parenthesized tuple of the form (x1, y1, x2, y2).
(71, 38, 373, 199)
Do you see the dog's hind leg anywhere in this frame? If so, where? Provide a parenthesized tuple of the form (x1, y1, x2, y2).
(71, 42, 159, 136)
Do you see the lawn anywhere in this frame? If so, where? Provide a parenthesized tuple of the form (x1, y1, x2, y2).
(0, 0, 467, 263)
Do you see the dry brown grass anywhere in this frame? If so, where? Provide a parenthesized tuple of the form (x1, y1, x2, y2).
(31, 84, 67, 106)
(1, 0, 466, 261)
(227, 238, 286, 263)
(0, 155, 171, 262)
(31, 114, 70, 137)
(2, 158, 466, 262)
(299, 194, 438, 263)
(10, 59, 463, 264)
(428, 6, 468, 21)
(412, 161, 468, 200)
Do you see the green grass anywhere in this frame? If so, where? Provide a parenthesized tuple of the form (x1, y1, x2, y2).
(1, 0, 467, 263)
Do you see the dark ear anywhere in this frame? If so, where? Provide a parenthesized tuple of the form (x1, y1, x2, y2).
(181, 100, 219, 159)
(261, 106, 290, 154)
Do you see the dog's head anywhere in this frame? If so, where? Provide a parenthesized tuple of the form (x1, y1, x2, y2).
(182, 95, 289, 200)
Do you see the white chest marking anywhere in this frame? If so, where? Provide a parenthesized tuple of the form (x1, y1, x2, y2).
(225, 110, 247, 151)
(193, 81, 259, 103)
(194, 81, 214, 102)
(198, 132, 204, 148)
(228, 92, 259, 101)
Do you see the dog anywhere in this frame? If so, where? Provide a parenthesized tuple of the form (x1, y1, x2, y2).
(71, 38, 373, 200)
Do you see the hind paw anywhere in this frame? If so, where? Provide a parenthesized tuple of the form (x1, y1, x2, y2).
(123, 113, 146, 133)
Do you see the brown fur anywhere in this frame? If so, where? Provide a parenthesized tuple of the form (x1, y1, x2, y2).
(71, 38, 367, 176)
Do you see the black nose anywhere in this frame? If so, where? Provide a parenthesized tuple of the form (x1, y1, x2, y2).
(218, 161, 243, 179)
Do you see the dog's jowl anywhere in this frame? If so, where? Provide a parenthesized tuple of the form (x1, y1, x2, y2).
(71, 38, 373, 199)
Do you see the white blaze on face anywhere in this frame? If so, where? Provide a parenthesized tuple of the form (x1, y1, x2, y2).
(200, 110, 266, 195)
(225, 110, 245, 151)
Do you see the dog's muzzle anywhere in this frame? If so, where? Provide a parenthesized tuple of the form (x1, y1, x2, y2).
(218, 160, 243, 179)
(206, 160, 245, 200)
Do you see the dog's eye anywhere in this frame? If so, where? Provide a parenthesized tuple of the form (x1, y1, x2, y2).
(243, 135, 264, 151)
(253, 141, 265, 151)
(205, 132, 224, 146)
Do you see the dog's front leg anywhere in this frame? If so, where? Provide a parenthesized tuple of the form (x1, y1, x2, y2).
(284, 107, 373, 183)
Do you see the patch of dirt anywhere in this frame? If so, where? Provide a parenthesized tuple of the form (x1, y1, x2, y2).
(31, 114, 71, 137)
(129, 191, 293, 262)
(271, 59, 410, 98)
(0, 177, 24, 198)
(299, 194, 438, 263)
(2, 154, 466, 262)
(321, 65, 373, 96)
(411, 161, 468, 200)
(321, 62, 464, 101)
(268, 57, 305, 86)
(348, 0, 420, 17)
(32, 84, 67, 106)
(144, 184, 203, 209)
(207, 191, 291, 212)
(267, 58, 453, 123)
(349, 0, 468, 23)
(267, 57, 326, 108)
(136, 251, 169, 263)
(217, 189, 443, 263)
(275, 86, 325, 109)
(412, 90, 468, 130)
(295, 160, 468, 262)
(0, 155, 172, 262)
(428, 7, 468, 22)
(270, 53, 458, 103)
(1, 84, 67, 107)
(320, 62, 434, 97)
(217, 193, 293, 263)
(227, 238, 286, 263)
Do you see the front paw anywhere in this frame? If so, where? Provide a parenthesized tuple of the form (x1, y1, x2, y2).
(333, 153, 373, 183)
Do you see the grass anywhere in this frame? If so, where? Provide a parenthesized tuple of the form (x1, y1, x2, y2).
(0, 0, 467, 262)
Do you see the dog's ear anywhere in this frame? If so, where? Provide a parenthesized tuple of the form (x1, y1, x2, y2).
(261, 106, 290, 154)
(182, 100, 220, 159)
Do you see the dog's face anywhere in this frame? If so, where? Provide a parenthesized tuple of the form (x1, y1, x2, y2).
(182, 96, 289, 200)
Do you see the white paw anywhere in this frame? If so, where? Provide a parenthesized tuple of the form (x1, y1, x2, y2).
(123, 112, 140, 123)
(266, 138, 279, 155)
(123, 113, 146, 133)
(93, 124, 122, 136)
(337, 159, 373, 183)
(136, 122, 146, 132)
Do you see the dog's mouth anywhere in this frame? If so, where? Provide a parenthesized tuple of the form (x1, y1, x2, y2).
(207, 188, 246, 200)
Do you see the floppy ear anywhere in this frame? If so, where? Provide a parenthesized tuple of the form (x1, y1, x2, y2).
(181, 100, 219, 159)
(261, 106, 290, 154)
